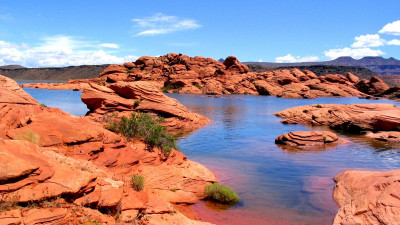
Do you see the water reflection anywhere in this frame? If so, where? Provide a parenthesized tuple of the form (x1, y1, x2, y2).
(169, 94, 400, 225)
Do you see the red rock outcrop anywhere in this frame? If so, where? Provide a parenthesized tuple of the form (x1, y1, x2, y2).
(365, 131, 400, 142)
(275, 131, 342, 148)
(333, 169, 400, 225)
(0, 74, 217, 224)
(20, 53, 390, 99)
(0, 75, 39, 105)
(81, 81, 211, 134)
(275, 103, 400, 132)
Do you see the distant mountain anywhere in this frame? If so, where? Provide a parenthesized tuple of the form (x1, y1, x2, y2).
(0, 65, 109, 81)
(0, 65, 26, 69)
(245, 56, 400, 75)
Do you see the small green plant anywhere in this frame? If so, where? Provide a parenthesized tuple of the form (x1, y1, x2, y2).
(323, 136, 327, 143)
(194, 84, 202, 90)
(313, 104, 322, 108)
(173, 87, 183, 93)
(108, 112, 178, 155)
(133, 100, 141, 108)
(204, 183, 240, 205)
(126, 70, 132, 73)
(131, 174, 144, 191)
(39, 103, 47, 107)
(171, 188, 178, 192)
(15, 129, 40, 144)
(161, 84, 174, 92)
(244, 91, 248, 95)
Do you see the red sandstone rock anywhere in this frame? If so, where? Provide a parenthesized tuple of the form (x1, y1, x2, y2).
(0, 76, 217, 225)
(20, 82, 90, 91)
(275, 131, 340, 147)
(333, 169, 400, 225)
(16, 53, 388, 99)
(0, 75, 39, 105)
(275, 103, 400, 132)
(81, 81, 211, 133)
(365, 131, 400, 142)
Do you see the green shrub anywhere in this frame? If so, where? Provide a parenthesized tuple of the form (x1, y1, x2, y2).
(173, 87, 183, 93)
(194, 84, 202, 90)
(244, 91, 248, 95)
(39, 103, 47, 107)
(131, 174, 144, 191)
(395, 126, 400, 131)
(204, 183, 239, 205)
(108, 112, 178, 155)
(313, 104, 322, 108)
(161, 85, 174, 92)
(133, 100, 141, 108)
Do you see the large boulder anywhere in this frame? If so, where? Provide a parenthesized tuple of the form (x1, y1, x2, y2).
(81, 81, 211, 133)
(0, 75, 39, 105)
(275, 131, 340, 147)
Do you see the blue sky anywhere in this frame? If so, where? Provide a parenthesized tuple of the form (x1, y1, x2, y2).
(0, 0, 399, 67)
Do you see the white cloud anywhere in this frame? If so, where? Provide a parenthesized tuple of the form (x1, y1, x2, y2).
(0, 35, 137, 67)
(387, 39, 400, 46)
(132, 13, 201, 36)
(275, 54, 319, 63)
(258, 59, 263, 62)
(324, 47, 385, 60)
(379, 20, 400, 36)
(100, 43, 119, 48)
(351, 34, 385, 48)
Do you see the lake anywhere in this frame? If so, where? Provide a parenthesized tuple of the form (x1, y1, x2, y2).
(23, 88, 400, 225)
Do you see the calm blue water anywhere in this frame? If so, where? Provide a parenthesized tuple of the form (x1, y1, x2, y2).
(22, 88, 400, 225)
(23, 88, 89, 116)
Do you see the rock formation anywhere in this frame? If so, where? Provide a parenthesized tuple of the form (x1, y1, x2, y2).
(275, 103, 400, 132)
(333, 169, 400, 225)
(365, 131, 400, 142)
(275, 131, 343, 148)
(0, 74, 216, 224)
(21, 53, 397, 99)
(80, 81, 211, 134)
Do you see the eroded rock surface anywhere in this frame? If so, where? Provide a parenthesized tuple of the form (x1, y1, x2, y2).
(333, 170, 400, 225)
(0, 74, 217, 224)
(275, 103, 400, 132)
(81, 81, 211, 134)
(275, 131, 340, 147)
(20, 53, 393, 99)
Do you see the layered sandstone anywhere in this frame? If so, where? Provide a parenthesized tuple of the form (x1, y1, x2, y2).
(20, 53, 393, 99)
(333, 169, 400, 225)
(275, 103, 400, 132)
(275, 131, 342, 148)
(0, 75, 217, 225)
(81, 81, 211, 134)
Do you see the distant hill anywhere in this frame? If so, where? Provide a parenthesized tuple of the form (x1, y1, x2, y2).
(0, 65, 26, 69)
(0, 65, 109, 81)
(245, 56, 400, 75)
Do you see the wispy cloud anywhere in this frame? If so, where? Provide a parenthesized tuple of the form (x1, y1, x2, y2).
(379, 20, 400, 36)
(324, 47, 385, 60)
(388, 39, 400, 46)
(351, 34, 385, 48)
(275, 54, 319, 63)
(0, 35, 137, 67)
(132, 13, 201, 36)
(100, 43, 119, 48)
